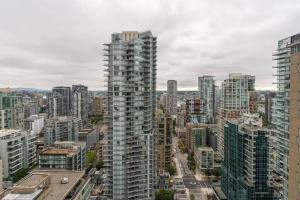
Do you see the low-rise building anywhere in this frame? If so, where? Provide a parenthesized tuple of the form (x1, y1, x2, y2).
(38, 141, 86, 171)
(173, 177, 189, 200)
(0, 129, 37, 179)
(157, 169, 170, 190)
(195, 147, 214, 170)
(0, 170, 93, 200)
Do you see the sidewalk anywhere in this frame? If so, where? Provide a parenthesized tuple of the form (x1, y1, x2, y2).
(194, 168, 204, 181)
(173, 154, 183, 178)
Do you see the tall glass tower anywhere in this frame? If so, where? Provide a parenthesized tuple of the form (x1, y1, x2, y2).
(221, 114, 280, 200)
(103, 31, 157, 200)
(198, 75, 215, 123)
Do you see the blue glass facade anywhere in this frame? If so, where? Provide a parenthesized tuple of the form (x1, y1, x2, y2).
(221, 121, 279, 200)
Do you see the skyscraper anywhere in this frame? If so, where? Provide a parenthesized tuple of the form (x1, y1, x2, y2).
(72, 85, 88, 125)
(155, 110, 172, 171)
(272, 34, 300, 199)
(103, 31, 157, 200)
(265, 91, 276, 124)
(217, 73, 255, 158)
(167, 80, 177, 115)
(221, 114, 280, 199)
(0, 92, 24, 130)
(198, 75, 215, 123)
(185, 95, 206, 123)
(48, 86, 72, 117)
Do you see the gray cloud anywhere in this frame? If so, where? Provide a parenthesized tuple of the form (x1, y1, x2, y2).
(0, 0, 299, 90)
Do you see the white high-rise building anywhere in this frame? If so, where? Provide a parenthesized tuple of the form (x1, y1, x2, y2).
(0, 129, 37, 179)
(103, 31, 157, 200)
(198, 75, 215, 123)
(72, 85, 89, 125)
(167, 80, 177, 115)
(217, 73, 255, 158)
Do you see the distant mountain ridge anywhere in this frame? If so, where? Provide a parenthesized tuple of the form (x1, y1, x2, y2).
(12, 88, 50, 92)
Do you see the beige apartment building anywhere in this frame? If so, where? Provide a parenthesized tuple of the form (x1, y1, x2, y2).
(156, 110, 173, 170)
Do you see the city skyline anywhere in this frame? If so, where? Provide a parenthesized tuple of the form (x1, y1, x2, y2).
(1, 0, 300, 90)
(2, 1, 300, 198)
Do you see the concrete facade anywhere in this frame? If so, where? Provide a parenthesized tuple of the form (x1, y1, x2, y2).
(0, 130, 37, 178)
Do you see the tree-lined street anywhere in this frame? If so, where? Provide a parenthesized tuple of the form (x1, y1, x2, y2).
(173, 136, 213, 200)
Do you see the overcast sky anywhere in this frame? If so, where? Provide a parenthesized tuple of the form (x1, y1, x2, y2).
(0, 0, 299, 90)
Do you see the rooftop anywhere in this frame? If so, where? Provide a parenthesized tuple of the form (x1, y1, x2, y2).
(46, 116, 79, 123)
(4, 170, 85, 200)
(227, 113, 271, 131)
(0, 129, 28, 138)
(40, 148, 74, 156)
(78, 128, 96, 135)
(197, 147, 214, 152)
(24, 115, 44, 121)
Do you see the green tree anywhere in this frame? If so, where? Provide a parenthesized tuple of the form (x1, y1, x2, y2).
(96, 160, 104, 170)
(172, 119, 176, 135)
(187, 153, 196, 171)
(86, 151, 96, 165)
(166, 165, 176, 176)
(89, 114, 103, 125)
(155, 189, 174, 200)
(159, 104, 165, 114)
(12, 168, 30, 182)
(178, 140, 187, 153)
(187, 153, 194, 161)
(203, 169, 212, 176)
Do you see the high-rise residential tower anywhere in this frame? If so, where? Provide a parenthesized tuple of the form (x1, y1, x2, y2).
(272, 34, 300, 199)
(198, 75, 215, 123)
(103, 31, 157, 200)
(0, 92, 24, 130)
(217, 73, 255, 158)
(155, 110, 172, 171)
(265, 91, 276, 124)
(48, 86, 72, 117)
(72, 85, 88, 125)
(167, 80, 177, 115)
